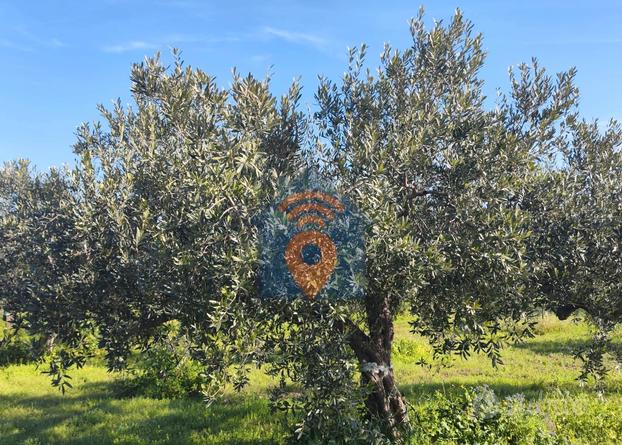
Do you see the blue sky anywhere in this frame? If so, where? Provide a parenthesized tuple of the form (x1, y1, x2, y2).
(1, 0, 621, 170)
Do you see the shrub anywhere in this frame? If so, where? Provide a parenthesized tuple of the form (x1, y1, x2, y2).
(117, 323, 204, 399)
(0, 319, 39, 366)
(409, 386, 562, 445)
(544, 393, 622, 444)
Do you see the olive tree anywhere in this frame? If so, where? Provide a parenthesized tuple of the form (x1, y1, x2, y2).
(527, 116, 622, 380)
(308, 11, 569, 436)
(0, 160, 86, 368)
(2, 10, 620, 443)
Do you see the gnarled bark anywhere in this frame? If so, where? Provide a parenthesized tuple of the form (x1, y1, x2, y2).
(337, 294, 409, 439)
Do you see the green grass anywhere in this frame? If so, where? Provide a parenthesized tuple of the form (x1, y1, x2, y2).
(1, 314, 621, 444)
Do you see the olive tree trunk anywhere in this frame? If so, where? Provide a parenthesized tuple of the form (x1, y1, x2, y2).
(341, 295, 409, 439)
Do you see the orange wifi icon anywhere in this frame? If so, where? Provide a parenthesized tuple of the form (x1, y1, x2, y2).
(278, 191, 344, 299)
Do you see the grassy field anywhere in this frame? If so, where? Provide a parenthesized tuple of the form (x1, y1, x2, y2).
(1, 314, 621, 444)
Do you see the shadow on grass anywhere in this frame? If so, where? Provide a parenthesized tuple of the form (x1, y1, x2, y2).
(398, 377, 622, 401)
(0, 381, 281, 445)
(513, 338, 592, 356)
(514, 337, 622, 358)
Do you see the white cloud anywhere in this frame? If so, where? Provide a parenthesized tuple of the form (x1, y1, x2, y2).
(101, 40, 158, 54)
(101, 35, 240, 54)
(250, 54, 270, 63)
(8, 27, 65, 50)
(0, 30, 63, 52)
(0, 38, 32, 51)
(48, 38, 64, 48)
(165, 34, 241, 45)
(262, 26, 327, 49)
